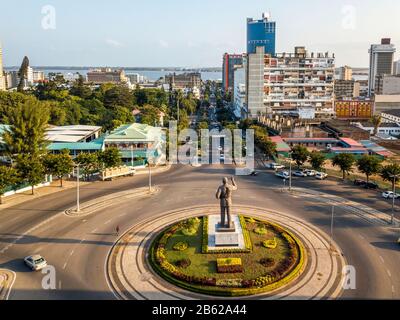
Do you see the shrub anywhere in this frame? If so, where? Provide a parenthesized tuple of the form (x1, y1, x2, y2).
(217, 258, 243, 273)
(175, 258, 191, 269)
(254, 226, 268, 236)
(182, 228, 197, 236)
(260, 258, 275, 267)
(262, 238, 277, 249)
(173, 242, 188, 251)
(216, 279, 243, 288)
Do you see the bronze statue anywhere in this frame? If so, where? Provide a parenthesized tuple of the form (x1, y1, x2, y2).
(216, 177, 237, 228)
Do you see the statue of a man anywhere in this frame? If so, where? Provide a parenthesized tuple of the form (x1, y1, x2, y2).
(216, 177, 237, 228)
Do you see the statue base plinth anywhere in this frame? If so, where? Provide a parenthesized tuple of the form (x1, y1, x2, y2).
(216, 222, 236, 233)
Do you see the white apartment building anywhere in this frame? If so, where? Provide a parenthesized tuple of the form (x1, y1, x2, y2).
(247, 46, 335, 119)
(393, 60, 400, 75)
(233, 63, 246, 119)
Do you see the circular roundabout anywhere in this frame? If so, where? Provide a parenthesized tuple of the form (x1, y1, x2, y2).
(107, 206, 346, 300)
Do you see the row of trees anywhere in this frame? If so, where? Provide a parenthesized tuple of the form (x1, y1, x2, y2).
(290, 145, 400, 190)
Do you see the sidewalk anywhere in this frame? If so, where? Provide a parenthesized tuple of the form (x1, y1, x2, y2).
(286, 187, 400, 227)
(0, 163, 172, 212)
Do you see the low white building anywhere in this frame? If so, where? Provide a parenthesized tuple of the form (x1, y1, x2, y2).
(381, 109, 400, 123)
(355, 121, 400, 137)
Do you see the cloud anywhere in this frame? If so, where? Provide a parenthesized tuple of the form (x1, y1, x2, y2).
(159, 40, 169, 48)
(105, 38, 124, 48)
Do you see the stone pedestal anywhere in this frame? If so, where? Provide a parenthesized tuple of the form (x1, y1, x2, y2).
(215, 232, 239, 247)
(216, 222, 236, 233)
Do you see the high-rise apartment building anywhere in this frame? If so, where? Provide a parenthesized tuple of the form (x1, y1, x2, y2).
(0, 43, 5, 91)
(334, 80, 360, 98)
(393, 60, 400, 75)
(247, 12, 276, 55)
(246, 46, 335, 119)
(368, 38, 396, 96)
(222, 53, 243, 94)
(375, 74, 400, 95)
(336, 66, 353, 80)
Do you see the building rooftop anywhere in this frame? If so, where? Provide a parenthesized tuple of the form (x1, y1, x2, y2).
(104, 123, 162, 142)
(46, 125, 102, 143)
(382, 109, 400, 117)
(358, 122, 400, 128)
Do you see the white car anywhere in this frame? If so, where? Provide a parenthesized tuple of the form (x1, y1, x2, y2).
(293, 171, 306, 177)
(315, 172, 328, 180)
(269, 163, 285, 170)
(275, 171, 290, 179)
(24, 255, 47, 271)
(303, 170, 317, 177)
(382, 191, 400, 199)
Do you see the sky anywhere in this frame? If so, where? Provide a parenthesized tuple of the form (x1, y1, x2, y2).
(1, 0, 400, 68)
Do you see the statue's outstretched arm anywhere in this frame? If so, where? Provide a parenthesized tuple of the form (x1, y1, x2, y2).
(231, 177, 238, 191)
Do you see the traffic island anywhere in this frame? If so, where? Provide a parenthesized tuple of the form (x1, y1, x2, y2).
(148, 215, 305, 297)
(0, 269, 16, 300)
(107, 205, 346, 300)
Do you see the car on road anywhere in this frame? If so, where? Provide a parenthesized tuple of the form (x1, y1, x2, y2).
(382, 191, 400, 199)
(315, 172, 328, 180)
(268, 163, 285, 170)
(24, 255, 47, 271)
(293, 170, 306, 177)
(354, 179, 367, 187)
(364, 182, 379, 190)
(303, 170, 317, 177)
(275, 171, 290, 179)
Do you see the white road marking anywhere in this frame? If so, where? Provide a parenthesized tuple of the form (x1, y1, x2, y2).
(63, 262, 68, 270)
(69, 250, 75, 257)
(118, 213, 127, 217)
(387, 270, 392, 278)
(80, 238, 86, 244)
(104, 219, 112, 225)
(379, 256, 385, 264)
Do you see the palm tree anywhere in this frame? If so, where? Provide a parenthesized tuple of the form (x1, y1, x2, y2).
(371, 115, 382, 136)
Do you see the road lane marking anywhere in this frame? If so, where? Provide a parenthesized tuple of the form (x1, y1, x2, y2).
(69, 250, 75, 257)
(63, 262, 67, 270)
(118, 213, 127, 217)
(379, 256, 385, 264)
(387, 270, 392, 278)
(104, 219, 113, 225)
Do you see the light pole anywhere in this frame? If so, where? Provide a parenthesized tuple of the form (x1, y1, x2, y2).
(130, 145, 134, 168)
(76, 164, 80, 213)
(330, 205, 335, 250)
(289, 152, 293, 192)
(390, 174, 400, 225)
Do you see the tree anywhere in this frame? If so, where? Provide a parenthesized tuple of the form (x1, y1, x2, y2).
(259, 136, 277, 158)
(371, 115, 382, 136)
(0, 166, 19, 204)
(381, 163, 400, 191)
(70, 75, 92, 99)
(332, 153, 356, 180)
(309, 151, 326, 171)
(3, 98, 50, 157)
(99, 148, 121, 169)
(43, 152, 74, 187)
(291, 145, 310, 168)
(74, 152, 100, 181)
(17, 56, 30, 92)
(104, 85, 133, 109)
(15, 155, 45, 195)
(357, 155, 382, 183)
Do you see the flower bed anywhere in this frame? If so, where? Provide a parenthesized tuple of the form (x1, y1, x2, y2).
(149, 215, 306, 297)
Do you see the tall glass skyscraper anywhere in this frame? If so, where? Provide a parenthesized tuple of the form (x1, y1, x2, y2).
(247, 12, 276, 55)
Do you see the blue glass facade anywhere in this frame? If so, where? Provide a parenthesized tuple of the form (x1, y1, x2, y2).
(247, 16, 276, 55)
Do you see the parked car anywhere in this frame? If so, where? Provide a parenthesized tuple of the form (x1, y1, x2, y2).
(382, 191, 400, 199)
(24, 255, 47, 271)
(275, 171, 290, 179)
(303, 170, 317, 177)
(364, 182, 379, 190)
(315, 172, 328, 180)
(354, 179, 367, 186)
(293, 170, 306, 177)
(268, 163, 285, 170)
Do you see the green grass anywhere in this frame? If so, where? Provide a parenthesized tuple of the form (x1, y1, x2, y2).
(164, 217, 292, 281)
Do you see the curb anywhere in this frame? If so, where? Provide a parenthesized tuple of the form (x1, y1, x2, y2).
(0, 270, 16, 300)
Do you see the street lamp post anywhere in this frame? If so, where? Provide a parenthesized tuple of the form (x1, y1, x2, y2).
(76, 164, 80, 213)
(390, 174, 400, 225)
(289, 152, 293, 192)
(330, 205, 335, 250)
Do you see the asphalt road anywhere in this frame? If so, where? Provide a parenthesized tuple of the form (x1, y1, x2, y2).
(0, 162, 399, 300)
